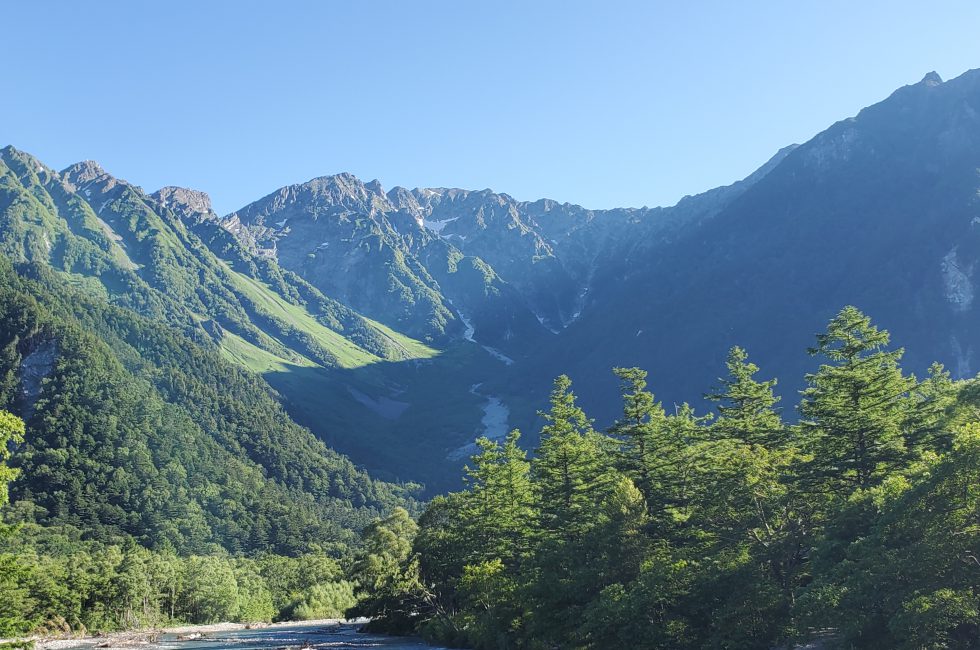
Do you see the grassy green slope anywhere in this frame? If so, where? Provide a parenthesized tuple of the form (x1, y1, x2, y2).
(0, 145, 512, 492)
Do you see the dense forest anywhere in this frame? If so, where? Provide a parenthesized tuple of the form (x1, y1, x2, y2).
(351, 306, 980, 649)
(0, 251, 416, 635)
(2, 257, 979, 648)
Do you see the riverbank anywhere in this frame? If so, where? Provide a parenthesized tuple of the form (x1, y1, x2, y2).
(5, 618, 369, 650)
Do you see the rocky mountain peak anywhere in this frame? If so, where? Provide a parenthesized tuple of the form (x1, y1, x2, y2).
(280, 172, 391, 212)
(152, 186, 215, 220)
(920, 71, 944, 86)
(0, 144, 27, 164)
(59, 160, 132, 196)
(0, 145, 48, 176)
(387, 186, 425, 219)
(304, 171, 364, 195)
(62, 160, 109, 185)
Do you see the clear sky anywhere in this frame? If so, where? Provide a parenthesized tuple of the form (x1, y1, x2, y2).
(4, 1, 980, 214)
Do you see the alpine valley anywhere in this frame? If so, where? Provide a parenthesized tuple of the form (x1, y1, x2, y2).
(3, 69, 980, 499)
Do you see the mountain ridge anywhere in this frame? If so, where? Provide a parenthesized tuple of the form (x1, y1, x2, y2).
(4, 68, 980, 490)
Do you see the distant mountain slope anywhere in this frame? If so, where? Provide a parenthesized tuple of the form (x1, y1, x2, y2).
(5, 69, 980, 490)
(0, 147, 436, 370)
(0, 146, 509, 492)
(226, 145, 794, 350)
(519, 69, 980, 425)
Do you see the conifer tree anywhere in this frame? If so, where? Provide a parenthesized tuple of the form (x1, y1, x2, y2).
(461, 430, 534, 567)
(706, 347, 784, 447)
(798, 306, 915, 493)
(610, 367, 667, 504)
(904, 362, 956, 454)
(658, 402, 712, 525)
(533, 375, 614, 543)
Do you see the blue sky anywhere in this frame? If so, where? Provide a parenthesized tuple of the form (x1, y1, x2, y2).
(4, 1, 980, 214)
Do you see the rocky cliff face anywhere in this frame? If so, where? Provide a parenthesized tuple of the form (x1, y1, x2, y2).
(222, 140, 793, 349)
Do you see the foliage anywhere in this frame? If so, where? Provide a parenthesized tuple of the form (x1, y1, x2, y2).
(0, 254, 417, 556)
(354, 307, 973, 650)
(0, 521, 360, 636)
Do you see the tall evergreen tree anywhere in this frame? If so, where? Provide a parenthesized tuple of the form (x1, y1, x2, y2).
(798, 306, 915, 493)
(527, 376, 619, 646)
(532, 375, 613, 543)
(610, 367, 667, 504)
(461, 430, 534, 568)
(658, 403, 712, 527)
(706, 347, 784, 447)
(904, 362, 957, 455)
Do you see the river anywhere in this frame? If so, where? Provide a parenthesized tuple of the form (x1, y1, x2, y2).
(38, 623, 443, 650)
(172, 624, 440, 650)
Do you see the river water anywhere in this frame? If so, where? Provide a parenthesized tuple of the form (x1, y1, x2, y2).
(109, 624, 441, 650)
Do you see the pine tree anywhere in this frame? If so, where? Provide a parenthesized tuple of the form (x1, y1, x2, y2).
(461, 429, 534, 567)
(533, 375, 614, 543)
(798, 306, 915, 493)
(610, 367, 667, 504)
(903, 362, 956, 454)
(706, 347, 784, 447)
(658, 402, 712, 526)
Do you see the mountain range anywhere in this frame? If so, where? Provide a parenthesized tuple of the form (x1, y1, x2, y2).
(3, 67, 980, 496)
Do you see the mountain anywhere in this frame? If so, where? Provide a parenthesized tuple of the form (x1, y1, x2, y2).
(0, 149, 430, 554)
(216, 69, 980, 460)
(0, 254, 415, 556)
(225, 147, 797, 350)
(516, 69, 980, 425)
(0, 146, 482, 487)
(4, 69, 980, 494)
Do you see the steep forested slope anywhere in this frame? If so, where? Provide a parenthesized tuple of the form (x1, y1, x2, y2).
(0, 256, 417, 555)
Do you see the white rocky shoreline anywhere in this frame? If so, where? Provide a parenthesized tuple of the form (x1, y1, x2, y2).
(3, 618, 368, 650)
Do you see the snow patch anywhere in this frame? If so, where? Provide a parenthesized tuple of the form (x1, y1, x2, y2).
(445, 299, 514, 364)
(446, 298, 476, 342)
(533, 312, 561, 335)
(447, 383, 511, 461)
(942, 247, 974, 311)
(423, 216, 459, 234)
(275, 219, 288, 228)
(482, 345, 514, 365)
(950, 336, 973, 378)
